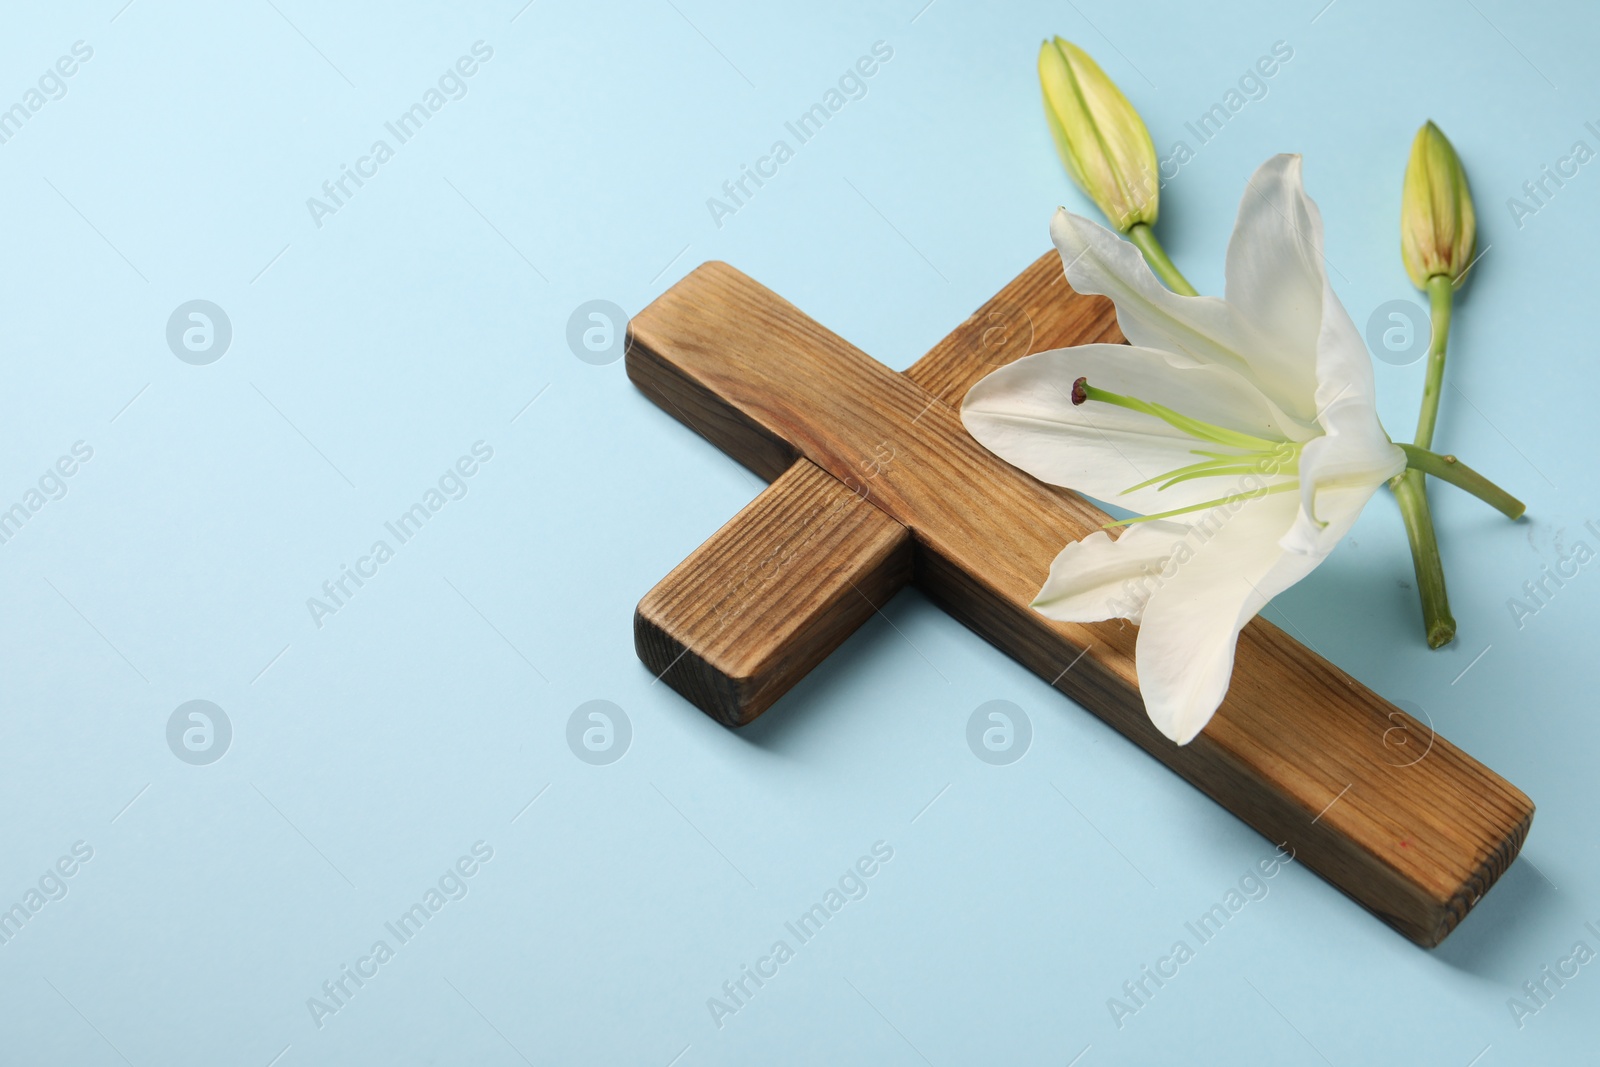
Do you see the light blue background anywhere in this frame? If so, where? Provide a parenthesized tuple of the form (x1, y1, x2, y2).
(0, 0, 1594, 1063)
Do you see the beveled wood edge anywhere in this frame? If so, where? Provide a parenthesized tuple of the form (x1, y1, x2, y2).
(633, 609, 755, 726)
(633, 460, 915, 726)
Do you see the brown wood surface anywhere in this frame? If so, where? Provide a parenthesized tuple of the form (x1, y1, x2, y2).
(626, 254, 1532, 946)
(635, 458, 912, 726)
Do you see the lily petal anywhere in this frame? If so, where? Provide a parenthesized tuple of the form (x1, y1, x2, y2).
(1281, 431, 1401, 557)
(961, 345, 1299, 514)
(1049, 209, 1317, 430)
(1308, 254, 1389, 450)
(1224, 154, 1328, 410)
(1133, 490, 1318, 743)
(1031, 519, 1193, 625)
(1291, 224, 1404, 545)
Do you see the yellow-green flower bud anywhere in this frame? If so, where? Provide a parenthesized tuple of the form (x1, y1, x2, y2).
(1038, 37, 1158, 232)
(1401, 121, 1477, 289)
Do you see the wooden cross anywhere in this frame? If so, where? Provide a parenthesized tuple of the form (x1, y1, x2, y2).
(626, 254, 1532, 947)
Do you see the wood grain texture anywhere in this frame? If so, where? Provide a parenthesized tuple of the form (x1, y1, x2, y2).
(635, 458, 911, 726)
(626, 255, 1532, 946)
(904, 251, 1124, 397)
(631, 253, 1120, 725)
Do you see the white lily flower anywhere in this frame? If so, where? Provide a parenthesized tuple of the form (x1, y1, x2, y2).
(962, 154, 1406, 745)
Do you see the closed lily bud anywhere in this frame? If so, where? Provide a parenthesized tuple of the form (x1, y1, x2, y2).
(1038, 37, 1158, 232)
(1401, 121, 1476, 289)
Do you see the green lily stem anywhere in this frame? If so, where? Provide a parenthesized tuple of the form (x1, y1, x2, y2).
(1126, 222, 1199, 297)
(1398, 443, 1525, 520)
(1414, 274, 1453, 449)
(1388, 275, 1518, 650)
(1390, 469, 1456, 649)
(1391, 276, 1458, 648)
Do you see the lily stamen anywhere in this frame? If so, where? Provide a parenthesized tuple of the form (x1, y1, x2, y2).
(1070, 376, 1284, 451)
(1102, 481, 1300, 528)
(1069, 376, 1302, 500)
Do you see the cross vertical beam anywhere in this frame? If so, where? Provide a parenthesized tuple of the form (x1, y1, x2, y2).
(628, 255, 1532, 946)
